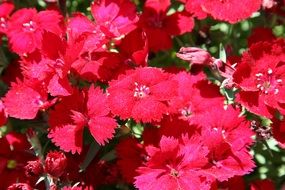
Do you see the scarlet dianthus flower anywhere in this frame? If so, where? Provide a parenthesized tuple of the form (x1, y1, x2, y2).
(134, 135, 211, 190)
(168, 72, 224, 125)
(116, 138, 146, 183)
(7, 8, 63, 54)
(184, 0, 262, 23)
(3, 79, 52, 119)
(201, 107, 255, 181)
(91, 0, 139, 38)
(0, 2, 14, 35)
(108, 67, 177, 123)
(139, 0, 194, 51)
(233, 39, 285, 117)
(48, 86, 117, 154)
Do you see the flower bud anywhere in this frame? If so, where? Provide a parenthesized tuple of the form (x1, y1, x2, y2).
(176, 47, 212, 65)
(45, 151, 67, 178)
(7, 183, 33, 190)
(25, 160, 43, 177)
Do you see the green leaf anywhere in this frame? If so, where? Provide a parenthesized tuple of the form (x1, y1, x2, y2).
(219, 43, 227, 63)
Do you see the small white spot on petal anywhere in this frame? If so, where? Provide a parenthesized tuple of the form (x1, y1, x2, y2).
(274, 89, 279, 95)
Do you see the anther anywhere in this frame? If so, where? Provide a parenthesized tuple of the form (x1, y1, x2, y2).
(267, 68, 273, 74)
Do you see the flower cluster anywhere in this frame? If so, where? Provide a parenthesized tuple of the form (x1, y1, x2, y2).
(0, 0, 284, 189)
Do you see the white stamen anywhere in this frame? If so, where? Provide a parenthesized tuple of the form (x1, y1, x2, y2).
(255, 73, 263, 77)
(274, 89, 279, 95)
(267, 68, 273, 74)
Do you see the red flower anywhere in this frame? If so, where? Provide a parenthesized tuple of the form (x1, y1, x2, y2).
(250, 179, 275, 190)
(139, 0, 194, 51)
(134, 135, 210, 190)
(215, 176, 246, 190)
(116, 138, 146, 183)
(233, 39, 285, 117)
(119, 28, 149, 66)
(108, 67, 177, 123)
(48, 86, 117, 153)
(7, 8, 63, 54)
(7, 183, 33, 190)
(67, 14, 107, 53)
(22, 32, 81, 97)
(71, 51, 128, 82)
(0, 2, 14, 34)
(271, 118, 285, 148)
(184, 0, 262, 23)
(25, 160, 43, 178)
(247, 27, 275, 46)
(91, 0, 139, 38)
(201, 107, 255, 181)
(168, 72, 224, 125)
(3, 79, 52, 119)
(0, 132, 36, 189)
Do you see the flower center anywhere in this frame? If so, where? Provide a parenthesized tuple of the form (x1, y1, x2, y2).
(7, 160, 17, 169)
(54, 59, 65, 68)
(166, 164, 180, 178)
(22, 20, 37, 32)
(179, 106, 192, 119)
(255, 68, 283, 95)
(147, 14, 164, 28)
(134, 82, 150, 98)
(33, 95, 44, 107)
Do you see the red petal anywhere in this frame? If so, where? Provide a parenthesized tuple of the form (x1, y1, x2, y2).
(48, 124, 84, 154)
(88, 116, 117, 145)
